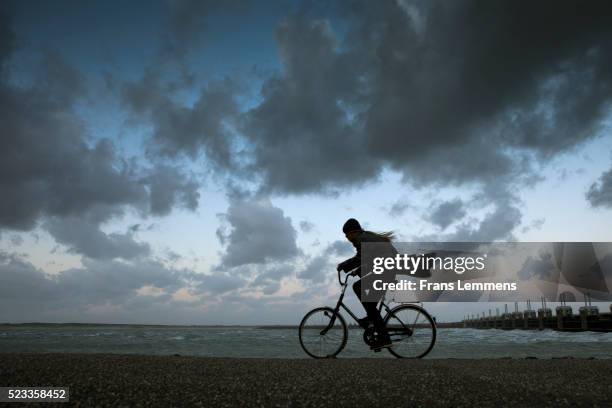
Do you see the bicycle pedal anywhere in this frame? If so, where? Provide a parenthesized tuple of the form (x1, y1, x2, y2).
(373, 348, 381, 353)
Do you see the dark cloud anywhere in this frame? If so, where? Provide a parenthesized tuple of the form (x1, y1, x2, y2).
(0, 19, 202, 252)
(122, 72, 239, 168)
(45, 217, 150, 260)
(216, 199, 300, 268)
(231, 0, 612, 197)
(162, 0, 245, 59)
(241, 17, 381, 194)
(145, 165, 200, 216)
(0, 63, 145, 230)
(429, 199, 466, 230)
(359, 0, 612, 174)
(0, 24, 136, 231)
(115, 0, 612, 235)
(121, 0, 612, 241)
(586, 165, 612, 208)
(0, 11, 15, 75)
(0, 74, 199, 238)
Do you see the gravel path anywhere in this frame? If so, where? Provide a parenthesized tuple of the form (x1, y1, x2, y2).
(1, 353, 611, 407)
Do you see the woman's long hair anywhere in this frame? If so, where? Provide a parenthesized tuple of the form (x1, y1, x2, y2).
(374, 231, 395, 241)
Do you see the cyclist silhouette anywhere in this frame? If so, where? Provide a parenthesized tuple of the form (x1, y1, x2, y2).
(336, 218, 397, 349)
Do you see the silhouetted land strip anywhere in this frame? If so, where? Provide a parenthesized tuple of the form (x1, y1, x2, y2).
(1, 353, 610, 407)
(0, 323, 324, 329)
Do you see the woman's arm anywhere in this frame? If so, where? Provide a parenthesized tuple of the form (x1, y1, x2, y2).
(338, 254, 360, 272)
(337, 238, 362, 272)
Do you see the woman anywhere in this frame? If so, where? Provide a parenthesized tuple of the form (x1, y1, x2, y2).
(336, 218, 397, 350)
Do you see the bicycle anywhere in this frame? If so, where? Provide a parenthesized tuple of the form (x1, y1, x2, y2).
(298, 268, 437, 358)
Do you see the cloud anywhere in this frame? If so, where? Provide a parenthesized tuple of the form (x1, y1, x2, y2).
(0, 252, 189, 317)
(9, 235, 23, 246)
(357, 0, 612, 173)
(122, 70, 240, 166)
(324, 239, 353, 257)
(22, 0, 606, 246)
(0, 19, 203, 256)
(162, 0, 245, 59)
(299, 220, 315, 233)
(236, 1, 612, 241)
(0, 252, 59, 304)
(298, 240, 352, 281)
(232, 1, 612, 197)
(586, 165, 612, 208)
(448, 202, 522, 242)
(144, 165, 200, 216)
(521, 218, 546, 234)
(194, 272, 245, 295)
(429, 199, 466, 230)
(115, 1, 612, 243)
(0, 249, 320, 324)
(0, 11, 15, 72)
(216, 198, 300, 268)
(297, 254, 329, 282)
(388, 200, 412, 217)
(240, 17, 381, 194)
(250, 264, 292, 295)
(44, 217, 150, 260)
(4, 1, 612, 323)
(0, 48, 146, 230)
(416, 185, 522, 242)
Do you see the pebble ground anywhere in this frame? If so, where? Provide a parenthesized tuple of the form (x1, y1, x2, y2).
(1, 353, 611, 407)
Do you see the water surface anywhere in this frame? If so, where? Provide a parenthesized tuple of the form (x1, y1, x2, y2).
(1, 326, 611, 359)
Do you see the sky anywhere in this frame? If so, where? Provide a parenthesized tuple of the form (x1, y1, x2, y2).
(1, 0, 612, 324)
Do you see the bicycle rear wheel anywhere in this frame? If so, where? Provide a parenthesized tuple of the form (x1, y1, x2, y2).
(384, 304, 436, 358)
(298, 307, 347, 358)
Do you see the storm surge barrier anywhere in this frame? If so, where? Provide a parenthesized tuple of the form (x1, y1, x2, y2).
(463, 295, 612, 332)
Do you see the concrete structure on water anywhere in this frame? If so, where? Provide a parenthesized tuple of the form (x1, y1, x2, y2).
(463, 295, 612, 332)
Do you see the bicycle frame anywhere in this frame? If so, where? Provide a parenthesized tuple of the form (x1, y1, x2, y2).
(320, 269, 403, 335)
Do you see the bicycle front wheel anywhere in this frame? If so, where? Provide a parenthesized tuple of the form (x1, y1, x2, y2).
(298, 307, 347, 359)
(384, 304, 436, 358)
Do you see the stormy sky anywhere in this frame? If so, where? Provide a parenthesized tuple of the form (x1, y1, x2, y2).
(1, 0, 612, 324)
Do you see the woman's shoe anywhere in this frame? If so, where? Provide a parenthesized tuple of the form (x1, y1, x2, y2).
(370, 335, 393, 350)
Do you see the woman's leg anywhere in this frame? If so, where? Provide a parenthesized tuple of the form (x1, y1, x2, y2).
(353, 279, 390, 343)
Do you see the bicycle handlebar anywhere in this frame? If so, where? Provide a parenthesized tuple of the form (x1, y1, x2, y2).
(337, 267, 360, 286)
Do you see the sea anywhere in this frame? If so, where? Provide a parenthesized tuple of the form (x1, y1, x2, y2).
(1, 326, 611, 359)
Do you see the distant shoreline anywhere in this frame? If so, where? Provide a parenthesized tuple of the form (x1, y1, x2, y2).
(0, 322, 465, 329)
(0, 322, 262, 329)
